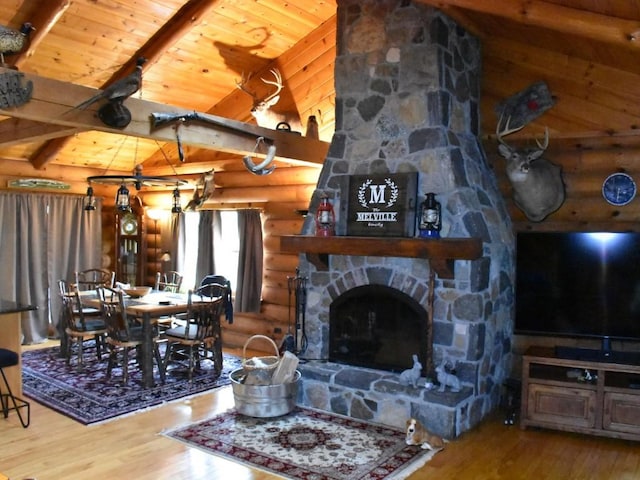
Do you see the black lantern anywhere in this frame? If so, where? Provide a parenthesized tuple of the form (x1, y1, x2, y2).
(418, 192, 441, 238)
(171, 186, 182, 214)
(84, 184, 96, 211)
(116, 183, 131, 212)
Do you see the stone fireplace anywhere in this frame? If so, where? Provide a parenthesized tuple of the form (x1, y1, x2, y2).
(329, 284, 428, 373)
(283, 0, 515, 439)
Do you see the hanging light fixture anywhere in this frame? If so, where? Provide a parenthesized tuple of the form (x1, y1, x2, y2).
(84, 184, 96, 211)
(85, 135, 189, 213)
(87, 168, 188, 212)
(171, 184, 182, 214)
(115, 182, 131, 211)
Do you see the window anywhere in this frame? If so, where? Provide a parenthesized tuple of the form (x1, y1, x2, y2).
(215, 211, 240, 287)
(181, 210, 239, 290)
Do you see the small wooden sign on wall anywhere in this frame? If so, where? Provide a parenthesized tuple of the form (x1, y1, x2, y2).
(346, 172, 418, 237)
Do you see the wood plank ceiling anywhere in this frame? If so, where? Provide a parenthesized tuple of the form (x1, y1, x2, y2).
(1, 0, 640, 228)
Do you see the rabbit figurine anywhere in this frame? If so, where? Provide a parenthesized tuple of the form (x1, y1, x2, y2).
(435, 364, 461, 392)
(399, 354, 422, 388)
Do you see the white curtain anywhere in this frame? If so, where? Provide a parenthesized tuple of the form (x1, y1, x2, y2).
(0, 192, 101, 344)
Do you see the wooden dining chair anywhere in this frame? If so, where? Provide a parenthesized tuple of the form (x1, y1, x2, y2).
(162, 284, 225, 381)
(74, 269, 115, 291)
(154, 271, 184, 332)
(97, 286, 165, 385)
(155, 271, 183, 293)
(59, 280, 107, 369)
(199, 274, 233, 323)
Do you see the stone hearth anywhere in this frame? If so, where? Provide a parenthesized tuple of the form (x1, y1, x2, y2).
(290, 0, 515, 439)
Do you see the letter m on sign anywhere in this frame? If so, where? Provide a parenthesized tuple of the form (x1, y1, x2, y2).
(369, 185, 386, 204)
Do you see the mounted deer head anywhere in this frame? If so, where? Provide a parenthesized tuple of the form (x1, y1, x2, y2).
(496, 115, 565, 222)
(235, 68, 302, 131)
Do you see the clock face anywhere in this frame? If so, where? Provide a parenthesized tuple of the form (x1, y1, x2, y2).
(121, 214, 138, 235)
(602, 173, 637, 206)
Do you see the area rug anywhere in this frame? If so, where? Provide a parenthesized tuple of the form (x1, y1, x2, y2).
(165, 407, 440, 479)
(22, 344, 241, 425)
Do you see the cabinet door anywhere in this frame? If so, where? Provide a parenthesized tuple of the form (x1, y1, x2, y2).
(603, 392, 640, 435)
(527, 384, 596, 428)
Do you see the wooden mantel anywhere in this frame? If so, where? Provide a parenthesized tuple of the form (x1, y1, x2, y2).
(280, 235, 483, 278)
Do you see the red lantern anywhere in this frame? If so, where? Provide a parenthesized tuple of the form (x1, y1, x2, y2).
(315, 193, 336, 237)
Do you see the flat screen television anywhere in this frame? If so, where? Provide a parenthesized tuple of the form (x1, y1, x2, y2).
(515, 231, 640, 363)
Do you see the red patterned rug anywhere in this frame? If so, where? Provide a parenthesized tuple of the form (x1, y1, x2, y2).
(165, 407, 439, 479)
(22, 344, 241, 425)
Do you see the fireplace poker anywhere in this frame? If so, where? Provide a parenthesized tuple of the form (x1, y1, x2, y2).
(296, 273, 308, 355)
(280, 274, 296, 354)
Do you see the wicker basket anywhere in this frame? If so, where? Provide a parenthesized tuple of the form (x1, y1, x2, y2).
(242, 335, 280, 373)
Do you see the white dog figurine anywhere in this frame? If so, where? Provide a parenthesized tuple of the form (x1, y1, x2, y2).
(435, 365, 461, 392)
(405, 418, 447, 450)
(399, 354, 422, 388)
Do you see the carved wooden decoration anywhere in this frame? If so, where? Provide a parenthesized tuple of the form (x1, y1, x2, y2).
(0, 71, 32, 108)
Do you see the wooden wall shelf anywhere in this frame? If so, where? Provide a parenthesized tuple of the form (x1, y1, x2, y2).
(279, 235, 483, 278)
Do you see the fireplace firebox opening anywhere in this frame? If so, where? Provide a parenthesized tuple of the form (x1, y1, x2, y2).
(329, 285, 428, 375)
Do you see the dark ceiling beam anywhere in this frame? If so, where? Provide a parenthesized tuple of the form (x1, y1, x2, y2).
(29, 0, 222, 170)
(415, 0, 640, 47)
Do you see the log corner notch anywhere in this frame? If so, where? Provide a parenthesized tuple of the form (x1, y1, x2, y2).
(0, 66, 330, 170)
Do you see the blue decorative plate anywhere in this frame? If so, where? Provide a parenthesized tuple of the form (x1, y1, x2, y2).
(602, 173, 636, 206)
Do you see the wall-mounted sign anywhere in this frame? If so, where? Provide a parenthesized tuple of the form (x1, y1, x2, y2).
(0, 71, 33, 108)
(8, 178, 71, 190)
(346, 172, 417, 237)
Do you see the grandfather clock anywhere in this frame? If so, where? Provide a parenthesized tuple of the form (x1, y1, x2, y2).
(115, 196, 146, 286)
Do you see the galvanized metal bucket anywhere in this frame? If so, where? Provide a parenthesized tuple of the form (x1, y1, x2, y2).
(230, 368, 301, 418)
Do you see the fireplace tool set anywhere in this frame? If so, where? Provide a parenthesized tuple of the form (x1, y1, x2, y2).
(281, 269, 308, 355)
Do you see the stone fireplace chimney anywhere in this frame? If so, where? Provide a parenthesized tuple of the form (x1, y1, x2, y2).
(286, 0, 515, 438)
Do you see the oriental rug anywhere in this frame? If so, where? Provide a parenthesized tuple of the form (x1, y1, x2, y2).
(21, 344, 241, 425)
(165, 407, 440, 480)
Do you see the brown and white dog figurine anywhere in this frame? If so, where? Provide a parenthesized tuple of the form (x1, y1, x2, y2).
(405, 418, 447, 451)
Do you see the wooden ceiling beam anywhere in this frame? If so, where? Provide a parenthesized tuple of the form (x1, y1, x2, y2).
(11, 0, 71, 69)
(0, 67, 328, 165)
(29, 0, 222, 169)
(0, 118, 81, 146)
(415, 0, 640, 47)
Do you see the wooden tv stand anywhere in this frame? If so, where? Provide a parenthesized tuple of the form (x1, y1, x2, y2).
(521, 346, 640, 441)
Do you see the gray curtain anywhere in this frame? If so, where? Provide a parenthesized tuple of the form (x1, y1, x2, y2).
(48, 195, 102, 337)
(175, 212, 187, 286)
(195, 210, 217, 284)
(235, 209, 263, 312)
(0, 193, 101, 344)
(157, 213, 177, 273)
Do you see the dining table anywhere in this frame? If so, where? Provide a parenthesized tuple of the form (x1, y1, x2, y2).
(82, 290, 223, 388)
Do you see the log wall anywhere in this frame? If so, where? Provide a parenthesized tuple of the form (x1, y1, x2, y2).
(137, 163, 320, 352)
(485, 141, 640, 233)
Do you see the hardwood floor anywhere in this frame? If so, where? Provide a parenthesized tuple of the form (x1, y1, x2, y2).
(1, 341, 639, 479)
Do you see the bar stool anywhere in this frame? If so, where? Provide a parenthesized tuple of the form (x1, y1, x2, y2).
(0, 348, 30, 428)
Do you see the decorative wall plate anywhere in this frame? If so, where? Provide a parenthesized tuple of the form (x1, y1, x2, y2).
(602, 172, 636, 206)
